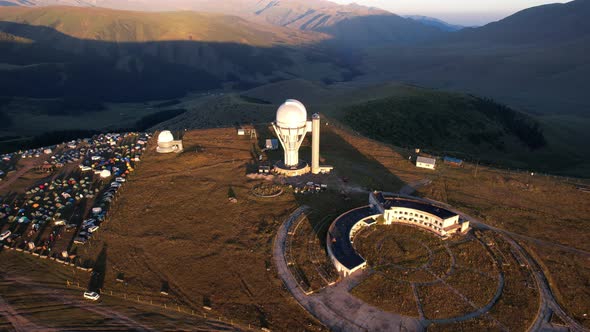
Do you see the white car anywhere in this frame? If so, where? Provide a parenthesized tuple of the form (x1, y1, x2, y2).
(83, 291, 100, 301)
(88, 226, 99, 233)
(73, 237, 87, 244)
(0, 230, 11, 241)
(115, 177, 126, 183)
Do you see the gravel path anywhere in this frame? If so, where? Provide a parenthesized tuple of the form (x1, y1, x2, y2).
(273, 206, 424, 332)
(275, 192, 587, 332)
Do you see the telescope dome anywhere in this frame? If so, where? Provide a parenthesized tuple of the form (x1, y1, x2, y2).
(158, 130, 174, 143)
(276, 99, 307, 128)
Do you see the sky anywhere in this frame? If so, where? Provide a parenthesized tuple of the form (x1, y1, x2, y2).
(329, 0, 570, 25)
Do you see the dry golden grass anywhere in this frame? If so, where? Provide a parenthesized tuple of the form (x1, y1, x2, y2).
(76, 128, 323, 330)
(449, 237, 497, 276)
(428, 318, 500, 331)
(0, 250, 236, 331)
(328, 123, 589, 324)
(486, 233, 539, 331)
(445, 267, 497, 308)
(417, 283, 474, 319)
(351, 273, 419, 317)
(289, 215, 337, 292)
(528, 244, 590, 329)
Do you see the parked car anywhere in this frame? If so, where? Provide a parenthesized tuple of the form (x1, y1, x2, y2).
(0, 230, 11, 241)
(73, 237, 87, 244)
(82, 219, 95, 227)
(83, 291, 100, 301)
(53, 220, 66, 226)
(88, 226, 99, 233)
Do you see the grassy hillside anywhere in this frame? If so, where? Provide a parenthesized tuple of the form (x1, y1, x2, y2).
(362, 0, 590, 117)
(0, 6, 320, 46)
(341, 93, 545, 151)
(1, 0, 446, 46)
(335, 89, 590, 176)
(447, 0, 590, 45)
(0, 7, 348, 102)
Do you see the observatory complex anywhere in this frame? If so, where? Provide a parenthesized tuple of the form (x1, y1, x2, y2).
(156, 130, 183, 154)
(327, 192, 470, 277)
(272, 99, 332, 177)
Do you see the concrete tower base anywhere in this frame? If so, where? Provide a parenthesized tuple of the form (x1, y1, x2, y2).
(273, 161, 311, 177)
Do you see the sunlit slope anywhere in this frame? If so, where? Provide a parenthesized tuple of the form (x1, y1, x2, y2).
(0, 6, 322, 45)
(0, 0, 445, 45)
(0, 7, 344, 102)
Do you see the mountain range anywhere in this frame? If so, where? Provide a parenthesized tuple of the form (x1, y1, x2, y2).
(404, 15, 465, 31)
(0, 0, 589, 116)
(0, 0, 446, 45)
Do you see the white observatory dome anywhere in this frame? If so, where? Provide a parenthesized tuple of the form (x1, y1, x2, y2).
(158, 130, 174, 143)
(276, 99, 307, 128)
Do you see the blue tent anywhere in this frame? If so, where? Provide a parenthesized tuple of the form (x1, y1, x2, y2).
(444, 156, 463, 165)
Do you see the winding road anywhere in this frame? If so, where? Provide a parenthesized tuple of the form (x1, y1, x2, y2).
(273, 206, 424, 332)
(274, 196, 588, 332)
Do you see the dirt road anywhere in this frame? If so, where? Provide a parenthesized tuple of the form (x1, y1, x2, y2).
(273, 206, 424, 332)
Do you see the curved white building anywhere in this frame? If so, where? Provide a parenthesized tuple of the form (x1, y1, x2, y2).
(156, 130, 183, 154)
(326, 192, 470, 277)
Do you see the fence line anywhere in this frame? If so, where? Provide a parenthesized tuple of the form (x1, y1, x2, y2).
(327, 120, 590, 185)
(65, 280, 259, 331)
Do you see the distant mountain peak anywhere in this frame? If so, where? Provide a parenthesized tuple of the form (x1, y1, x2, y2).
(0, 0, 446, 46)
(404, 15, 464, 31)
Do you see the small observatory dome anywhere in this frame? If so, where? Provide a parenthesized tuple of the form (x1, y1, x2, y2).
(158, 130, 174, 143)
(276, 99, 307, 128)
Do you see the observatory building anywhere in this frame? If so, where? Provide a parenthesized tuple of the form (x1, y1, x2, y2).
(272, 99, 332, 177)
(156, 130, 183, 154)
(326, 192, 470, 277)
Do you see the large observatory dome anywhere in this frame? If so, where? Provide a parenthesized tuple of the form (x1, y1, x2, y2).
(158, 130, 174, 143)
(276, 99, 307, 128)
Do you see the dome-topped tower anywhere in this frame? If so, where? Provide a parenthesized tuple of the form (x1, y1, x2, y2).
(276, 99, 307, 129)
(272, 99, 311, 171)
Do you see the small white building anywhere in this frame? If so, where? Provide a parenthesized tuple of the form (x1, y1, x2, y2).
(237, 129, 245, 136)
(156, 131, 183, 154)
(416, 156, 436, 170)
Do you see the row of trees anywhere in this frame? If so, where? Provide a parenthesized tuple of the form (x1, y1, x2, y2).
(471, 97, 547, 149)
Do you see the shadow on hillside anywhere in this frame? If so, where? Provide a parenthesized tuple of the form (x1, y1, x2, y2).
(0, 21, 361, 102)
(88, 244, 107, 293)
(290, 124, 407, 246)
(317, 14, 445, 46)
